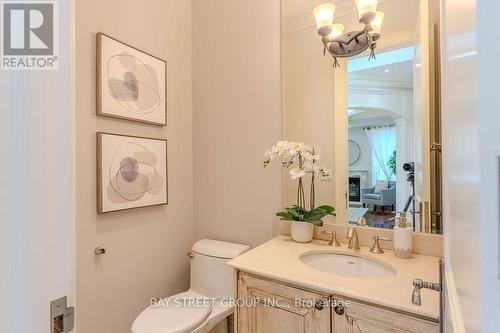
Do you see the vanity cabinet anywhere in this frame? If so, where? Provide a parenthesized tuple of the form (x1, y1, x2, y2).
(236, 273, 439, 333)
(237, 273, 330, 333)
(332, 296, 439, 333)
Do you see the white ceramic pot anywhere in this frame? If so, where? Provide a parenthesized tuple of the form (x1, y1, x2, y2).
(290, 221, 314, 243)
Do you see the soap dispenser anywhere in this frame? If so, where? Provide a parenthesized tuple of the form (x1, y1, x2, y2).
(393, 212, 412, 259)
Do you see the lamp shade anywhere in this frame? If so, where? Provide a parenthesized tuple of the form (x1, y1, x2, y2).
(328, 23, 345, 39)
(354, 0, 378, 18)
(313, 3, 336, 30)
(371, 11, 384, 34)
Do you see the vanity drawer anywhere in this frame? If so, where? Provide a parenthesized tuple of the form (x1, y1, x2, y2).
(331, 296, 439, 333)
(237, 273, 330, 333)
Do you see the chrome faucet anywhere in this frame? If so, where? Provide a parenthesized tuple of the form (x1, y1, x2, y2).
(411, 278, 441, 306)
(346, 227, 360, 250)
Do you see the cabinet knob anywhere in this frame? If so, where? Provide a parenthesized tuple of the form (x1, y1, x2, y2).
(334, 305, 345, 315)
(314, 300, 325, 311)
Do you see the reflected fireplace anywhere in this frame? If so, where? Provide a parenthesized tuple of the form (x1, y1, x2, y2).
(349, 176, 361, 203)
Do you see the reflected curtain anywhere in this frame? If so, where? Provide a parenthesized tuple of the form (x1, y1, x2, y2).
(364, 126, 396, 184)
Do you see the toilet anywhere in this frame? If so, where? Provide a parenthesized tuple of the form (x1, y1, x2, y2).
(132, 239, 250, 333)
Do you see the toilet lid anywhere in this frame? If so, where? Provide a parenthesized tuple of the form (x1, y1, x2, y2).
(132, 301, 212, 333)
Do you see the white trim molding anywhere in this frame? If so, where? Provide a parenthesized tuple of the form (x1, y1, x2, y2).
(445, 269, 466, 333)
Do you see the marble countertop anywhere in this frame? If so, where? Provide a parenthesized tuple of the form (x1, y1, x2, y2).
(228, 236, 441, 320)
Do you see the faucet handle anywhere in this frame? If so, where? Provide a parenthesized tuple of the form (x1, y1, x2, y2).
(411, 278, 441, 306)
(322, 231, 340, 247)
(356, 217, 367, 226)
(369, 235, 391, 254)
(412, 279, 422, 306)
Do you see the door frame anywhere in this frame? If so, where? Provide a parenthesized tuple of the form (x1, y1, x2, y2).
(0, 1, 76, 332)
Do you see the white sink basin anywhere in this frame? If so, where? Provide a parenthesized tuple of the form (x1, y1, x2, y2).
(300, 251, 396, 279)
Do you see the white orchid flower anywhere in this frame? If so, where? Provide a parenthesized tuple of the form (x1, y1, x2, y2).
(263, 141, 330, 177)
(286, 141, 304, 156)
(312, 152, 322, 161)
(302, 146, 322, 161)
(264, 147, 279, 167)
(289, 167, 306, 180)
(302, 160, 314, 172)
(301, 150, 313, 161)
(271, 146, 280, 156)
(263, 141, 334, 216)
(304, 151, 321, 162)
(264, 149, 273, 159)
(274, 140, 288, 155)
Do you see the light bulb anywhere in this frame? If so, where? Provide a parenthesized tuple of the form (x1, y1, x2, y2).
(313, 3, 336, 33)
(328, 23, 345, 39)
(354, 0, 378, 20)
(371, 11, 384, 34)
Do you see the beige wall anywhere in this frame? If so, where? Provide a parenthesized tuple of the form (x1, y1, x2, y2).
(192, 0, 283, 248)
(75, 1, 193, 332)
(75, 0, 283, 330)
(283, 25, 335, 218)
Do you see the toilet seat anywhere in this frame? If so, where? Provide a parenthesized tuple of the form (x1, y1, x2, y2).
(132, 291, 213, 333)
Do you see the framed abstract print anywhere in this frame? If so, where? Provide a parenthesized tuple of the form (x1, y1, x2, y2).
(97, 132, 168, 213)
(97, 33, 167, 126)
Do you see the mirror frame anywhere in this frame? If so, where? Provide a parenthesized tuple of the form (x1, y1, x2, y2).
(348, 140, 362, 166)
(280, 0, 440, 233)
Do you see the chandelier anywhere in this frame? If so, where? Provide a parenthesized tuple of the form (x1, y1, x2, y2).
(313, 0, 384, 67)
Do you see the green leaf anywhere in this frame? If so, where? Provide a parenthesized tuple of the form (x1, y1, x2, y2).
(303, 213, 326, 221)
(317, 205, 335, 215)
(302, 210, 314, 219)
(304, 219, 324, 227)
(285, 207, 301, 219)
(276, 211, 295, 220)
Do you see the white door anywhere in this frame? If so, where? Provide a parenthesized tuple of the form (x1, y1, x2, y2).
(440, 0, 500, 332)
(0, 1, 75, 332)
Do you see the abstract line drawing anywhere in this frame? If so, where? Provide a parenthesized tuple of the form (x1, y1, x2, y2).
(97, 32, 167, 126)
(108, 141, 161, 202)
(97, 132, 168, 214)
(106, 53, 161, 116)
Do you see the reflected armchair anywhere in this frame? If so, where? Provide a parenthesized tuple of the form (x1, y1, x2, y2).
(361, 181, 396, 211)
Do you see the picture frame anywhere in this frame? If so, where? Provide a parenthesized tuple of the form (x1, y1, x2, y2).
(96, 32, 167, 126)
(97, 132, 168, 214)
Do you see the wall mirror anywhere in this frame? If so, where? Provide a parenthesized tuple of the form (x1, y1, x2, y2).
(348, 140, 361, 166)
(282, 0, 442, 234)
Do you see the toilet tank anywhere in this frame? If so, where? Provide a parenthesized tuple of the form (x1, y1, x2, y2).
(190, 239, 250, 299)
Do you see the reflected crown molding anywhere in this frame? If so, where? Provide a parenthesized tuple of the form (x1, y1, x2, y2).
(349, 76, 413, 90)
